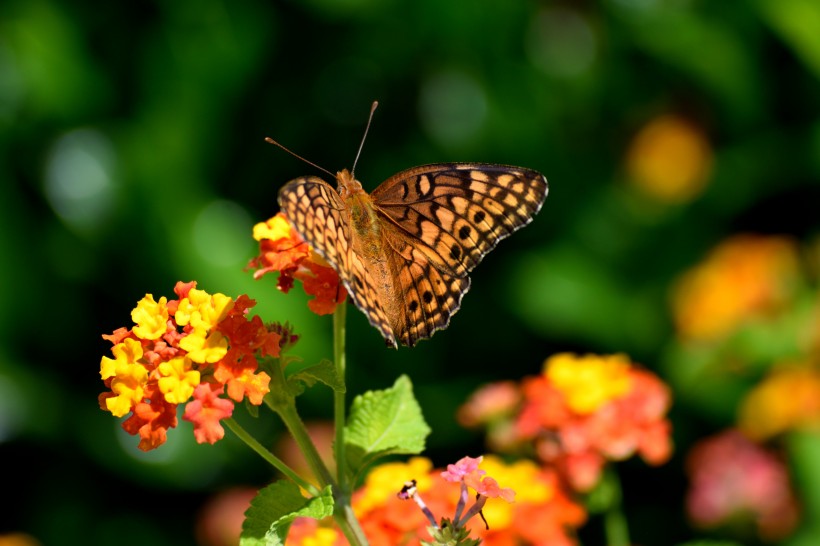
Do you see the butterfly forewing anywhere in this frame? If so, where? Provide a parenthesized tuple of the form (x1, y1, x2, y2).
(371, 164, 548, 278)
(278, 177, 349, 272)
(277, 163, 548, 348)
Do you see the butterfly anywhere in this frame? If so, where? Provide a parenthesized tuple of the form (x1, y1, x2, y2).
(277, 162, 548, 348)
(273, 103, 548, 348)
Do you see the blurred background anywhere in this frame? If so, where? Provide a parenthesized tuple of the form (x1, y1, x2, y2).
(2, 0, 820, 544)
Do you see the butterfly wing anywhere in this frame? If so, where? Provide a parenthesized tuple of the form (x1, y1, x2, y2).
(379, 226, 470, 347)
(371, 164, 548, 277)
(371, 163, 548, 345)
(278, 176, 397, 346)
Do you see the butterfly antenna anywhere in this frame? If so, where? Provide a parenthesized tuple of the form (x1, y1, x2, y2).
(264, 137, 335, 178)
(351, 100, 378, 177)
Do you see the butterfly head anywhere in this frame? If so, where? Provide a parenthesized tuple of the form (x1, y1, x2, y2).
(336, 169, 364, 199)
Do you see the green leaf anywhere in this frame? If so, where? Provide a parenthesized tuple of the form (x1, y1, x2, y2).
(240, 481, 334, 546)
(344, 375, 431, 478)
(288, 358, 346, 393)
(757, 0, 820, 78)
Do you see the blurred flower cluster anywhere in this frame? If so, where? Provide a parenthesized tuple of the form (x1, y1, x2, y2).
(98, 281, 279, 450)
(459, 352, 673, 492)
(685, 429, 799, 541)
(625, 114, 713, 205)
(671, 235, 801, 342)
(668, 234, 820, 542)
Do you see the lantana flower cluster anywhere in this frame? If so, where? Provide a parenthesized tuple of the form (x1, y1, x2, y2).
(248, 212, 346, 315)
(460, 353, 673, 492)
(286, 455, 585, 546)
(685, 429, 799, 540)
(671, 234, 800, 342)
(667, 234, 818, 542)
(99, 281, 279, 450)
(739, 362, 820, 441)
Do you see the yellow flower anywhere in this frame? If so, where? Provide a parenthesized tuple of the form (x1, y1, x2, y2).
(739, 363, 820, 440)
(131, 295, 168, 340)
(179, 327, 228, 364)
(353, 457, 433, 516)
(545, 353, 632, 414)
(253, 214, 293, 242)
(626, 115, 713, 204)
(479, 456, 553, 530)
(297, 527, 340, 546)
(175, 289, 234, 330)
(480, 456, 552, 503)
(100, 338, 143, 380)
(101, 338, 149, 417)
(158, 356, 201, 404)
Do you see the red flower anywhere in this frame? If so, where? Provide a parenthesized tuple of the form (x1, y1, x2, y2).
(121, 384, 179, 451)
(248, 213, 346, 315)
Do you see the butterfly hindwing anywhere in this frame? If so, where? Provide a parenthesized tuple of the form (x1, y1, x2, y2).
(381, 227, 470, 347)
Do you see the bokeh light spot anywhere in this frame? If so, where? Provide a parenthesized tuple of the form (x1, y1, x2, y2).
(0, 42, 25, 123)
(418, 71, 487, 148)
(44, 128, 117, 232)
(0, 375, 27, 442)
(626, 115, 713, 204)
(526, 7, 597, 78)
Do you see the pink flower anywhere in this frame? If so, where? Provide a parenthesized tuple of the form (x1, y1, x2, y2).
(686, 429, 799, 541)
(183, 384, 235, 444)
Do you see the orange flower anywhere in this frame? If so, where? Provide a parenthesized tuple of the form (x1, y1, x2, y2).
(286, 518, 346, 546)
(626, 114, 713, 204)
(738, 362, 820, 441)
(514, 353, 672, 491)
(249, 213, 346, 315)
(99, 281, 279, 450)
(671, 235, 800, 341)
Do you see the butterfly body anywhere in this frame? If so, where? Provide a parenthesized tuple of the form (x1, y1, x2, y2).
(278, 163, 548, 348)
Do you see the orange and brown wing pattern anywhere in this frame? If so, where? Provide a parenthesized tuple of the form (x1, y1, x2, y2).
(278, 164, 548, 348)
(278, 176, 350, 274)
(371, 163, 548, 345)
(277, 176, 396, 347)
(380, 226, 470, 347)
(370, 164, 548, 279)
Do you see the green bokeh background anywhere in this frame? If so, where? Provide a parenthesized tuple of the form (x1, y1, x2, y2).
(2, 0, 820, 545)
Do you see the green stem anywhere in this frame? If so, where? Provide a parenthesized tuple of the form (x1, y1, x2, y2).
(223, 417, 319, 496)
(330, 302, 370, 546)
(333, 302, 348, 490)
(603, 469, 630, 546)
(334, 500, 369, 546)
(272, 399, 337, 490)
